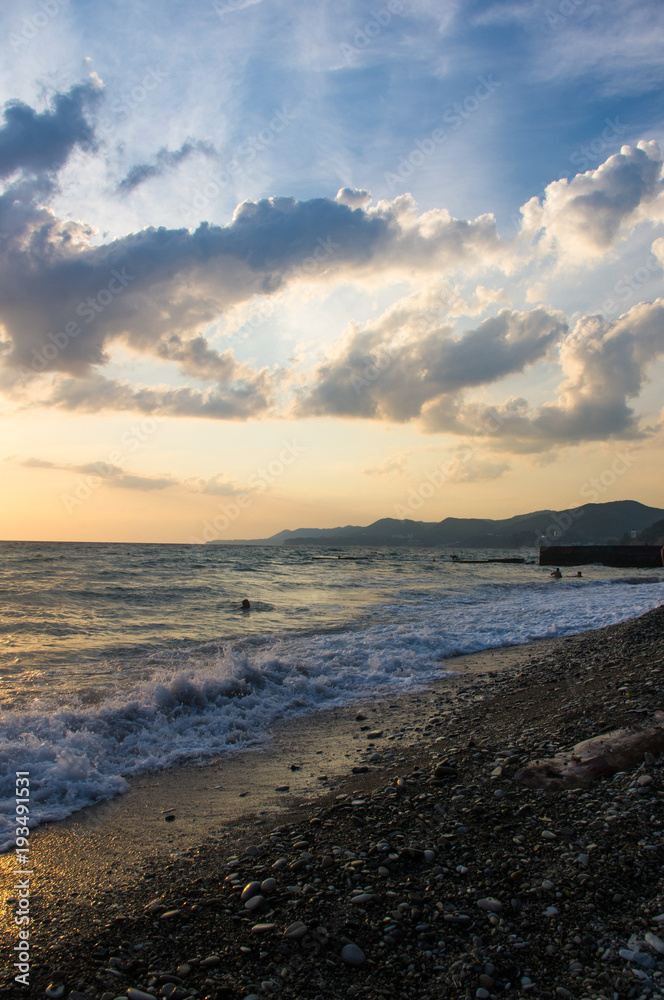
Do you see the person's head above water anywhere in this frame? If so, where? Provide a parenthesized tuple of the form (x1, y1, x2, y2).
(242, 599, 251, 609)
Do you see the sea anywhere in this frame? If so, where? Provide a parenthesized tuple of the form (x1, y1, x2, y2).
(1, 540, 663, 851)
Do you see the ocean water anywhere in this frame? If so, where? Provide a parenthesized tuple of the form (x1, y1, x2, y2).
(0, 540, 662, 850)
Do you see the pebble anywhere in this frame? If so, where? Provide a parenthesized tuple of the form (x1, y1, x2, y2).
(283, 920, 308, 939)
(241, 881, 262, 902)
(341, 943, 366, 966)
(128, 991, 156, 1000)
(433, 764, 458, 778)
(29, 607, 664, 1000)
(244, 894, 264, 911)
(200, 955, 221, 967)
(275, 785, 290, 792)
(477, 897, 503, 912)
(645, 931, 664, 954)
(45, 987, 65, 1000)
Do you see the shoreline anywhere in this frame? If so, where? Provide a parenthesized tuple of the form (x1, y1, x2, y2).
(0, 637, 564, 892)
(2, 607, 664, 999)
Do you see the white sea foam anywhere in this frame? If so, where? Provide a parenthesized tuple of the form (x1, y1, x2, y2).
(0, 571, 662, 850)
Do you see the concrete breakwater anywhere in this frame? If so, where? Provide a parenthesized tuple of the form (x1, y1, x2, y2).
(540, 544, 664, 568)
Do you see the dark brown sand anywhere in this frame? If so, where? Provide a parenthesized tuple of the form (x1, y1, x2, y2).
(2, 608, 663, 1000)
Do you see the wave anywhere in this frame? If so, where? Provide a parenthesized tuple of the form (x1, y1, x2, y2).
(0, 571, 662, 850)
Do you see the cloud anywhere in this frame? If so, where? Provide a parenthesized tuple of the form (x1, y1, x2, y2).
(183, 473, 245, 495)
(0, 80, 101, 180)
(297, 306, 566, 421)
(520, 141, 664, 259)
(213, 0, 264, 14)
(423, 298, 664, 449)
(652, 237, 664, 267)
(0, 85, 507, 419)
(44, 373, 274, 420)
(0, 84, 661, 457)
(363, 452, 411, 477)
(21, 456, 61, 469)
(335, 187, 372, 209)
(531, 0, 664, 95)
(110, 474, 177, 491)
(0, 184, 502, 390)
(118, 140, 216, 193)
(17, 456, 177, 491)
(471, 2, 536, 27)
(442, 448, 510, 483)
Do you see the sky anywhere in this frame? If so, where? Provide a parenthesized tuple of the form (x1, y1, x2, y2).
(1, 0, 664, 543)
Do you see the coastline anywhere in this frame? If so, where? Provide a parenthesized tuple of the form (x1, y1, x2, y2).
(2, 607, 664, 999)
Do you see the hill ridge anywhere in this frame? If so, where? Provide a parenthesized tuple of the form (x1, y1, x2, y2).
(207, 499, 664, 548)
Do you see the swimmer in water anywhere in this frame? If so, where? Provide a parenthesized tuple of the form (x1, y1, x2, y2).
(242, 599, 251, 610)
(550, 568, 562, 579)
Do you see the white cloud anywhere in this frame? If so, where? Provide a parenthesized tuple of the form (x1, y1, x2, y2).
(520, 141, 664, 260)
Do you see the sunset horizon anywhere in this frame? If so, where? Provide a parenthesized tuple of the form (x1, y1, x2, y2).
(1, 3, 663, 542)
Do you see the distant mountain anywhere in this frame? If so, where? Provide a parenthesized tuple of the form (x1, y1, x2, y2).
(207, 499, 664, 548)
(634, 518, 664, 546)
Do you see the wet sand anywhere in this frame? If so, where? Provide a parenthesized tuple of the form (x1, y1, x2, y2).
(0, 641, 554, 904)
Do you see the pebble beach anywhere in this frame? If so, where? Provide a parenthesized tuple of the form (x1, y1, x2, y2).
(5, 604, 664, 1000)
